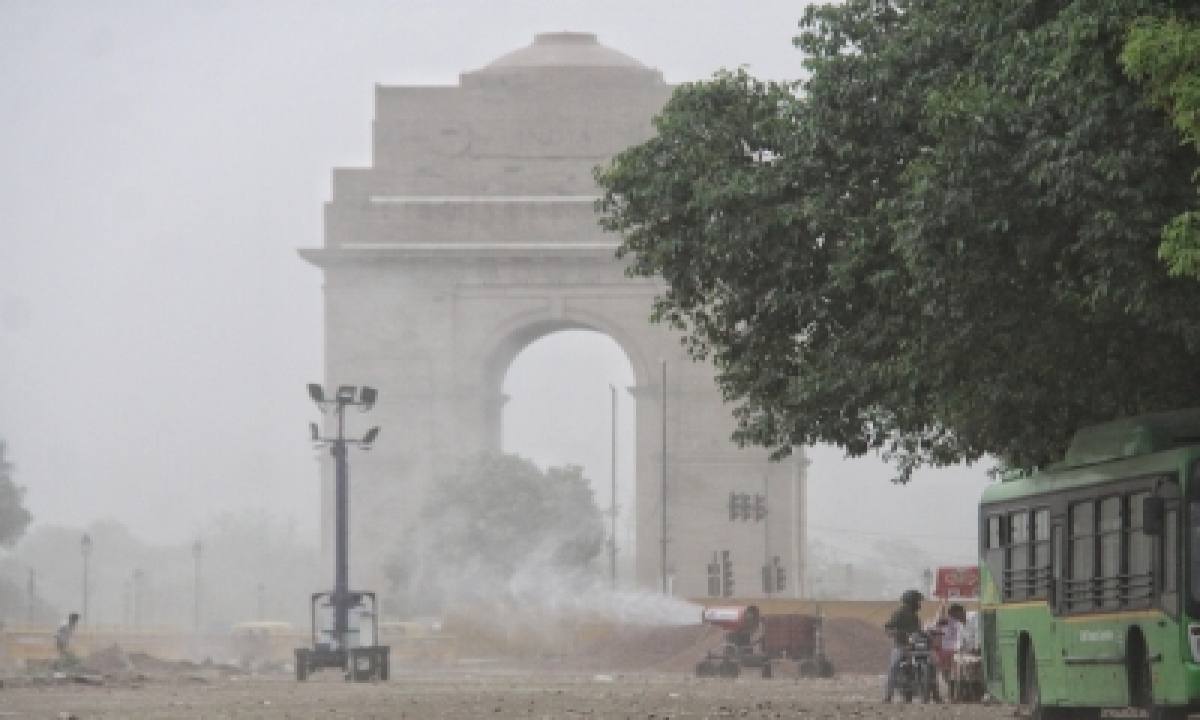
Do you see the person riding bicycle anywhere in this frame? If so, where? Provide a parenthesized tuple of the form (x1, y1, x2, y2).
(883, 590, 940, 702)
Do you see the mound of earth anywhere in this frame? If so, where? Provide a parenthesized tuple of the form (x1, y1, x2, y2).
(547, 623, 719, 673)
(550, 616, 892, 676)
(82, 645, 245, 679)
(821, 617, 892, 675)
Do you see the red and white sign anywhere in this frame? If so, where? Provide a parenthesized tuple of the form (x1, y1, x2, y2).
(934, 566, 979, 599)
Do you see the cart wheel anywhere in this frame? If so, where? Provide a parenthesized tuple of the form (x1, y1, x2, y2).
(695, 661, 711, 677)
(719, 660, 740, 678)
(818, 658, 835, 678)
(761, 662, 773, 679)
(294, 650, 309, 683)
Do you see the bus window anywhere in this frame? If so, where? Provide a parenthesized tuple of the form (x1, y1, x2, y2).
(1032, 509, 1050, 598)
(1190, 502, 1200, 604)
(1128, 492, 1152, 606)
(1007, 511, 1030, 600)
(1069, 501, 1095, 611)
(1162, 507, 1179, 615)
(1099, 497, 1122, 608)
(1165, 508, 1178, 593)
(987, 516, 1002, 549)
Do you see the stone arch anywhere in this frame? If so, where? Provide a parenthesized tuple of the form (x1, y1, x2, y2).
(478, 310, 655, 400)
(301, 31, 809, 598)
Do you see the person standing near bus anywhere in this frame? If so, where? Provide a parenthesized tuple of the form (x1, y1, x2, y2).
(883, 590, 924, 702)
(933, 604, 966, 695)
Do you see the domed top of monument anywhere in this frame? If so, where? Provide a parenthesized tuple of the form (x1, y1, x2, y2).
(479, 32, 650, 72)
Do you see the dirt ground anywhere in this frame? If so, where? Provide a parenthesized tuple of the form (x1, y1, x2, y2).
(0, 620, 1014, 718)
(0, 671, 1020, 719)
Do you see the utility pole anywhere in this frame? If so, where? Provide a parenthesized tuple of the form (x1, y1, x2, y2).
(791, 452, 810, 599)
(660, 359, 668, 595)
(26, 569, 35, 624)
(133, 569, 144, 627)
(609, 383, 618, 592)
(81, 533, 92, 625)
(763, 472, 771, 597)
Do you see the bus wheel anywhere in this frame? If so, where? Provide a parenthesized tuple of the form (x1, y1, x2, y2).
(1129, 634, 1187, 720)
(1022, 645, 1070, 720)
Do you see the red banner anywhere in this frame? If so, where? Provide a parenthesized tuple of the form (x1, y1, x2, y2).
(934, 566, 979, 599)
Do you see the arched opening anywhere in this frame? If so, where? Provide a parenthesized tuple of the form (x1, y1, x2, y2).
(500, 329, 637, 589)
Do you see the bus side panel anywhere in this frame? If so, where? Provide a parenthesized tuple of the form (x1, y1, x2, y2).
(1061, 617, 1129, 705)
(1138, 617, 1189, 706)
(992, 604, 1067, 705)
(1059, 614, 1187, 707)
(1141, 618, 1188, 706)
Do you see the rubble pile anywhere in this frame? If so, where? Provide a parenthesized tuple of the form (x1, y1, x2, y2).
(81, 646, 245, 680)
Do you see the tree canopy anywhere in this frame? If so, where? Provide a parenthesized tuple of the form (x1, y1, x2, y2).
(596, 0, 1200, 481)
(389, 452, 606, 612)
(1121, 16, 1200, 278)
(0, 440, 32, 547)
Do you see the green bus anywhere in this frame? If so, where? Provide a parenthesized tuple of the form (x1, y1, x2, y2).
(979, 408, 1200, 719)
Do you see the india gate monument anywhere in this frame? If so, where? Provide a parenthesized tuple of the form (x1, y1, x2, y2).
(300, 32, 809, 599)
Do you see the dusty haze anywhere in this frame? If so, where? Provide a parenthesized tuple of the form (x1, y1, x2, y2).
(0, 1, 988, 613)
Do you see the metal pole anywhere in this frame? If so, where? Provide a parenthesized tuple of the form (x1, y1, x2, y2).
(660, 359, 668, 595)
(764, 472, 771, 597)
(793, 451, 810, 599)
(333, 402, 351, 649)
(133, 569, 143, 628)
(27, 569, 35, 624)
(610, 383, 618, 592)
(81, 533, 91, 626)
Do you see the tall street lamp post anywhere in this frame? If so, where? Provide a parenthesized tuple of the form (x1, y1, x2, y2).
(609, 383, 618, 591)
(660, 359, 668, 595)
(80, 533, 92, 625)
(307, 383, 379, 653)
(133, 569, 144, 627)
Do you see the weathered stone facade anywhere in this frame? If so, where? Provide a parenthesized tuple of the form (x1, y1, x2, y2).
(301, 33, 808, 599)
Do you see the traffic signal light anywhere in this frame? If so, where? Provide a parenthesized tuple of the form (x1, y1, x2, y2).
(776, 565, 786, 592)
(754, 494, 767, 521)
(721, 551, 734, 597)
(729, 493, 756, 521)
(707, 552, 720, 597)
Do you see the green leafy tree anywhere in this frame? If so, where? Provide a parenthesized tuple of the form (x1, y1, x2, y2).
(1121, 16, 1200, 278)
(389, 453, 605, 613)
(596, 0, 1200, 481)
(0, 441, 32, 547)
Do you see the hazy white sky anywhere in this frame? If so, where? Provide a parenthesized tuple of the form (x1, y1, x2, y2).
(0, 0, 988, 569)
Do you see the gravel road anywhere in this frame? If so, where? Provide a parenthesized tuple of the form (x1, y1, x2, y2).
(0, 671, 1020, 719)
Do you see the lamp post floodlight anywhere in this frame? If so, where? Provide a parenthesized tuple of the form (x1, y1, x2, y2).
(307, 383, 325, 405)
(306, 381, 381, 657)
